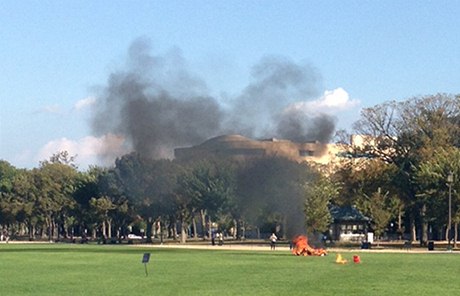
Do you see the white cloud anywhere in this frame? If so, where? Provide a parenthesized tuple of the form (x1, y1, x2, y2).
(74, 96, 96, 111)
(36, 134, 129, 169)
(38, 104, 62, 114)
(286, 88, 360, 115)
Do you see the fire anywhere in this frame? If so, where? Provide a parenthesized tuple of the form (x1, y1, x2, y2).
(291, 235, 327, 256)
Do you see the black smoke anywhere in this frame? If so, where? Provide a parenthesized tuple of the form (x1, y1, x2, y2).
(276, 109, 337, 143)
(92, 38, 337, 160)
(236, 156, 316, 238)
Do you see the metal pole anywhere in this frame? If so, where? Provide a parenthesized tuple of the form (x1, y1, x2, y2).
(447, 171, 453, 251)
(448, 183, 452, 250)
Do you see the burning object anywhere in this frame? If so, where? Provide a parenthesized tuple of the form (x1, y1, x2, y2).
(291, 235, 327, 256)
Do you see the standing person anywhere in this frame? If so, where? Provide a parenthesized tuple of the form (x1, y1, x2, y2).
(218, 232, 224, 246)
(270, 233, 278, 250)
(211, 231, 216, 246)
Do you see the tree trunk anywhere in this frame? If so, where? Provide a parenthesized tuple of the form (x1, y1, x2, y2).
(145, 217, 153, 243)
(53, 220, 58, 240)
(168, 216, 177, 239)
(454, 222, 458, 248)
(107, 218, 112, 238)
(411, 221, 416, 242)
(42, 221, 47, 239)
(29, 223, 35, 240)
(48, 215, 53, 241)
(420, 204, 428, 245)
(240, 220, 246, 239)
(63, 223, 69, 238)
(19, 223, 26, 236)
(101, 220, 106, 238)
(282, 215, 288, 240)
(57, 222, 61, 241)
(180, 215, 187, 244)
(208, 216, 212, 240)
(200, 209, 207, 239)
(192, 216, 198, 240)
(159, 219, 164, 244)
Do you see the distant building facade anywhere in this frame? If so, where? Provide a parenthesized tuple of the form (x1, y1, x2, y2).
(174, 134, 345, 164)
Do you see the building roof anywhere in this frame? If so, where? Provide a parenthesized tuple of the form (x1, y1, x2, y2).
(174, 134, 330, 162)
(330, 205, 370, 222)
(197, 134, 257, 149)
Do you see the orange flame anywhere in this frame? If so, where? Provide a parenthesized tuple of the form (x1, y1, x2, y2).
(291, 235, 327, 256)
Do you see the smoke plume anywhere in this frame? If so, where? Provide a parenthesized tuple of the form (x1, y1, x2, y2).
(92, 38, 337, 160)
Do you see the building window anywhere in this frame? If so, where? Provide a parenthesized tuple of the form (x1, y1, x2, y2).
(299, 150, 314, 157)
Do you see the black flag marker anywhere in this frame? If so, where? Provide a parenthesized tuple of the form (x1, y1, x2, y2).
(142, 253, 151, 276)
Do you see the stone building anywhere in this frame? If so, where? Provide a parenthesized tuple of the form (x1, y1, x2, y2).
(174, 134, 344, 164)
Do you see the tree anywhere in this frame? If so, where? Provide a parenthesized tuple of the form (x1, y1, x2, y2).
(33, 161, 78, 240)
(113, 153, 183, 242)
(87, 166, 132, 239)
(176, 158, 238, 241)
(360, 188, 393, 245)
(0, 161, 21, 230)
(415, 146, 460, 246)
(0, 160, 18, 193)
(72, 166, 106, 237)
(48, 151, 78, 169)
(303, 176, 339, 235)
(90, 196, 116, 239)
(353, 93, 460, 243)
(8, 170, 37, 238)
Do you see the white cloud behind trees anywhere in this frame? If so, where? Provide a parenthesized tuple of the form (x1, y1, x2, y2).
(37, 134, 128, 169)
(286, 88, 360, 115)
(12, 96, 128, 170)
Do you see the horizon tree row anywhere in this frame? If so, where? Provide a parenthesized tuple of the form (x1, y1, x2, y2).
(0, 152, 323, 242)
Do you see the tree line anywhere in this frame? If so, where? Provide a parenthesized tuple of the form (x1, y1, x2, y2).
(334, 94, 460, 246)
(1, 94, 459, 246)
(0, 152, 321, 243)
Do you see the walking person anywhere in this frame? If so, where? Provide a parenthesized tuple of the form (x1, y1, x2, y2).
(269, 233, 278, 250)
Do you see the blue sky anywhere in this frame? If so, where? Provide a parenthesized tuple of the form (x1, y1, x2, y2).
(1, 1, 459, 169)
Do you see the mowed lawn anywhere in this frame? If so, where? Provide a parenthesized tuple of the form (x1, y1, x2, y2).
(0, 244, 459, 296)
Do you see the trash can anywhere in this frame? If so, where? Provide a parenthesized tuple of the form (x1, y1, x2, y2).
(361, 242, 371, 249)
(427, 241, 434, 251)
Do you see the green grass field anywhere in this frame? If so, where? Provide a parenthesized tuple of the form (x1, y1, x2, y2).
(0, 244, 459, 296)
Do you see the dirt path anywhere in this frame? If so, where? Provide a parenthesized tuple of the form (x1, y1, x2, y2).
(2, 240, 457, 254)
(133, 243, 459, 254)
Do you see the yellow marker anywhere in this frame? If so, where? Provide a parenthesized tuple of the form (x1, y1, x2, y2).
(335, 253, 347, 264)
